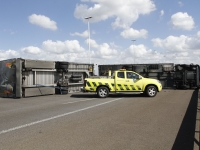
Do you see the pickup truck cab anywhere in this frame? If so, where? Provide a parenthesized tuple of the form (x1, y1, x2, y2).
(84, 69, 162, 98)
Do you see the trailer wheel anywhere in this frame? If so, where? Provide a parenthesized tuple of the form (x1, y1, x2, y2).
(145, 85, 157, 97)
(97, 86, 109, 98)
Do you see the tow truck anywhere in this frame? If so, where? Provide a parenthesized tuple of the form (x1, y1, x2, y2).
(83, 69, 162, 98)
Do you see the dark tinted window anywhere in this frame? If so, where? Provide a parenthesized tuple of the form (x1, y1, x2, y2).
(127, 72, 139, 79)
(117, 72, 125, 78)
(126, 72, 133, 79)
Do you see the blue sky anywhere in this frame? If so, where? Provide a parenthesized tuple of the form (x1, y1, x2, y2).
(0, 0, 200, 65)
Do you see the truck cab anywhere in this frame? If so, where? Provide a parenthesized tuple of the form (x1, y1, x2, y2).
(115, 70, 143, 92)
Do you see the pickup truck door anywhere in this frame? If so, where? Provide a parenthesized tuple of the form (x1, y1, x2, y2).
(126, 72, 143, 91)
(115, 71, 127, 92)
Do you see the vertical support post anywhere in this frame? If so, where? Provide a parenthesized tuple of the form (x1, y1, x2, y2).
(132, 40, 136, 64)
(15, 58, 22, 98)
(85, 16, 92, 64)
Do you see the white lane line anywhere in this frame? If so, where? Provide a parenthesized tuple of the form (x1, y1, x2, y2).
(0, 98, 123, 135)
(63, 98, 97, 104)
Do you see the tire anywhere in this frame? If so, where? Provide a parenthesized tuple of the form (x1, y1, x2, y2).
(59, 62, 69, 65)
(97, 86, 109, 98)
(145, 85, 157, 97)
(71, 78, 82, 81)
(71, 75, 82, 78)
(59, 64, 68, 69)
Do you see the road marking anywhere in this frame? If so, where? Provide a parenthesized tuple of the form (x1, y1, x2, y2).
(0, 98, 123, 135)
(63, 98, 97, 104)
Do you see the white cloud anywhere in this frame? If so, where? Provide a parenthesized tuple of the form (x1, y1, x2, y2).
(0, 49, 19, 60)
(160, 10, 164, 17)
(29, 14, 57, 31)
(38, 52, 90, 62)
(129, 45, 148, 57)
(74, 0, 156, 29)
(170, 12, 195, 30)
(42, 40, 85, 54)
(87, 39, 98, 49)
(1, 39, 120, 63)
(70, 30, 89, 38)
(118, 44, 163, 64)
(87, 39, 119, 59)
(20, 49, 90, 63)
(1, 32, 200, 65)
(152, 35, 200, 52)
(197, 31, 200, 37)
(121, 28, 148, 39)
(98, 43, 118, 56)
(178, 1, 184, 7)
(158, 10, 164, 22)
(21, 46, 41, 54)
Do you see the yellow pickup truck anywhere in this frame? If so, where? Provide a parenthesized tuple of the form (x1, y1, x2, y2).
(83, 69, 162, 98)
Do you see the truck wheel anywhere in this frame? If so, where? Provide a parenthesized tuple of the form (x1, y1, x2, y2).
(145, 85, 157, 97)
(97, 86, 109, 98)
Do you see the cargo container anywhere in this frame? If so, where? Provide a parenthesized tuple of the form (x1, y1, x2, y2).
(0, 58, 56, 98)
(0, 58, 94, 98)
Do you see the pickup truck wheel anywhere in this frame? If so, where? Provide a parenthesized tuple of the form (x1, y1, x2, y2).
(97, 86, 109, 98)
(146, 85, 157, 97)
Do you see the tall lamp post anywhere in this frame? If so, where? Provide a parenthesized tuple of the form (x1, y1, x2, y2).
(132, 40, 136, 64)
(85, 16, 92, 64)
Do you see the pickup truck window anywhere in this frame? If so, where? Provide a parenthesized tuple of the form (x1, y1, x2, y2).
(117, 72, 125, 78)
(126, 72, 139, 79)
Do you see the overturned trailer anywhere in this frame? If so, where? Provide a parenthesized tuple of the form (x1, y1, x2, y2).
(173, 64, 200, 89)
(0, 58, 94, 98)
(98, 63, 200, 89)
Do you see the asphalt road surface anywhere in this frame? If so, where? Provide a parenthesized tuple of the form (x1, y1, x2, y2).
(0, 89, 199, 150)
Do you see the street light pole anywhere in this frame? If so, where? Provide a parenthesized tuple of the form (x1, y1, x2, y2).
(132, 40, 136, 64)
(85, 16, 92, 64)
